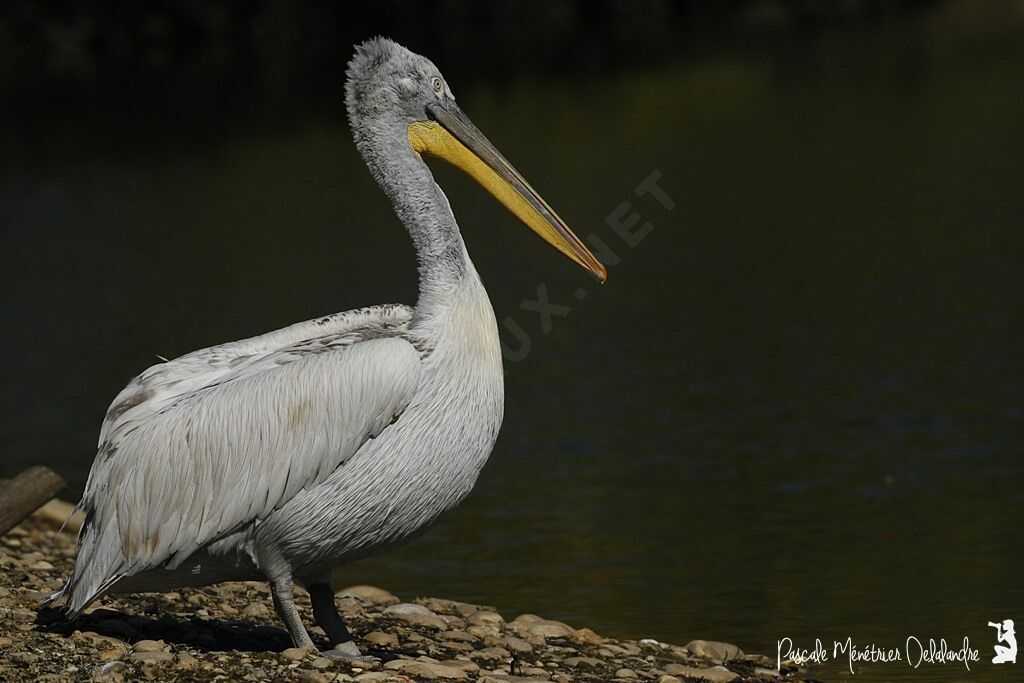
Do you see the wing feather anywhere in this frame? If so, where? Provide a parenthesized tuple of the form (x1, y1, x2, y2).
(64, 306, 421, 612)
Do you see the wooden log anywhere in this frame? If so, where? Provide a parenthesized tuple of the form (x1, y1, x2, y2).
(0, 466, 66, 536)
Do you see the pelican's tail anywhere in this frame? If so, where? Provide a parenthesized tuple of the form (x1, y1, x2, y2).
(47, 509, 129, 619)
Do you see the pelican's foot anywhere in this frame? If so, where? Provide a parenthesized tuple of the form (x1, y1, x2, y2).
(322, 640, 378, 663)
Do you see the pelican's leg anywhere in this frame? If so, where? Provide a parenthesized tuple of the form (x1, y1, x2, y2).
(308, 581, 361, 656)
(269, 576, 315, 650)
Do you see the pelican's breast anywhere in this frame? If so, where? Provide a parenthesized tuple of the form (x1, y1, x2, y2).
(259, 265, 504, 569)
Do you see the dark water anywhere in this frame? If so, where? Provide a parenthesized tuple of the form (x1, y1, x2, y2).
(2, 7, 1022, 682)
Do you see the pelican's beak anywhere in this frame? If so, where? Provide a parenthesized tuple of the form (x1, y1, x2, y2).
(409, 100, 607, 283)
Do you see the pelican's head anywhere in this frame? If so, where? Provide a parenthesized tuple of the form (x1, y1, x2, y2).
(345, 37, 607, 283)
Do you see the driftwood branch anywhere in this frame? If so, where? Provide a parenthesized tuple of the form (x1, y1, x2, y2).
(0, 466, 66, 536)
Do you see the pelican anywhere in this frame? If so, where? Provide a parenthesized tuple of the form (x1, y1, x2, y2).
(50, 38, 606, 655)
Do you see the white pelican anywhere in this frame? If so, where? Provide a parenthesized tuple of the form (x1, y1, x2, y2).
(50, 38, 606, 655)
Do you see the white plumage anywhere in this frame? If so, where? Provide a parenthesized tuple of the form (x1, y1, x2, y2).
(52, 37, 603, 655)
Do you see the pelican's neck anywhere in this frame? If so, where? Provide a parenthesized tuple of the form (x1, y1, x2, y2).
(357, 131, 469, 319)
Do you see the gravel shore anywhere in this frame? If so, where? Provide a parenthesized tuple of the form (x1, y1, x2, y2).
(1, 503, 811, 682)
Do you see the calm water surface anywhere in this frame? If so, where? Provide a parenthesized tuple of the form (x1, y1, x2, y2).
(2, 17, 1022, 683)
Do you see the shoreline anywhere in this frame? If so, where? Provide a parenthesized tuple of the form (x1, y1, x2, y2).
(0, 502, 809, 682)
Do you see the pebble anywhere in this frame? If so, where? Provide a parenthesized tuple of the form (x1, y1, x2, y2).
(685, 640, 744, 663)
(384, 602, 448, 629)
(133, 639, 167, 652)
(562, 656, 603, 670)
(503, 636, 534, 654)
(90, 661, 127, 682)
(573, 628, 603, 645)
(281, 647, 314, 661)
(665, 664, 739, 683)
(131, 650, 175, 664)
(510, 615, 575, 640)
(468, 623, 502, 639)
(338, 585, 399, 605)
(175, 653, 199, 670)
(242, 603, 269, 618)
(472, 646, 512, 660)
(616, 667, 638, 678)
(469, 610, 505, 627)
(98, 648, 127, 662)
(384, 658, 469, 679)
(363, 630, 399, 648)
(310, 656, 333, 669)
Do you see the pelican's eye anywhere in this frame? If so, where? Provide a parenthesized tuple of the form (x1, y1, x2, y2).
(430, 76, 444, 94)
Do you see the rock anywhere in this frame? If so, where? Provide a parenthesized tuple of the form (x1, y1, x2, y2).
(363, 630, 399, 648)
(130, 650, 174, 664)
(658, 676, 682, 683)
(509, 615, 574, 640)
(563, 656, 603, 670)
(468, 624, 502, 639)
(530, 622, 575, 639)
(685, 640, 744, 663)
(384, 602, 448, 629)
(299, 671, 330, 683)
(616, 668, 638, 678)
(98, 648, 127, 662)
(384, 658, 469, 679)
(502, 636, 534, 654)
(663, 664, 739, 683)
(242, 602, 269, 618)
(175, 653, 199, 670)
(384, 602, 434, 617)
(338, 585, 399, 605)
(478, 676, 551, 683)
(133, 639, 167, 653)
(440, 629, 478, 643)
(281, 646, 315, 661)
(354, 674, 393, 682)
(29, 560, 54, 570)
(469, 611, 505, 628)
(573, 628, 603, 645)
(310, 656, 333, 669)
(470, 646, 511, 661)
(441, 640, 475, 653)
(90, 661, 127, 682)
(439, 659, 480, 672)
(417, 596, 493, 617)
(73, 631, 125, 648)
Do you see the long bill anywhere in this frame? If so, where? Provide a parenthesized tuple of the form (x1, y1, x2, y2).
(408, 101, 607, 283)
